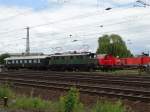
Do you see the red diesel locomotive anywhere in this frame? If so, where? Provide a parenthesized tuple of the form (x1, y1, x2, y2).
(97, 54, 150, 70)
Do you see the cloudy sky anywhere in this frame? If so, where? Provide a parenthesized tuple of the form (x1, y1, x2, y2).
(0, 0, 150, 54)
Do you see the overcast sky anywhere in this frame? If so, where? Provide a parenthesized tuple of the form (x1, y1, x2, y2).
(0, 0, 150, 54)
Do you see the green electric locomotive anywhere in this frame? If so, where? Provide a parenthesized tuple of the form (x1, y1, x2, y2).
(49, 52, 97, 71)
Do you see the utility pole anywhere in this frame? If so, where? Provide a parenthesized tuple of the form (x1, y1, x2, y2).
(25, 27, 30, 55)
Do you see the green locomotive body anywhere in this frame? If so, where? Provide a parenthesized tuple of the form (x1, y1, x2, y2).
(49, 52, 97, 71)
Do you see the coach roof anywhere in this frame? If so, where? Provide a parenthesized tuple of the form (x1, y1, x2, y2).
(51, 52, 94, 57)
(5, 55, 50, 60)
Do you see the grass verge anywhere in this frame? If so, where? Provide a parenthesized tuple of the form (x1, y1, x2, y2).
(9, 95, 53, 111)
(0, 85, 130, 112)
(91, 100, 126, 112)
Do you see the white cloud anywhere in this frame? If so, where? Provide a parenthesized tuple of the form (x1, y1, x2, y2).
(0, 1, 150, 55)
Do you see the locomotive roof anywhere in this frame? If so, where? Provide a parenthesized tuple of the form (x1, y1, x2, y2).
(5, 55, 50, 60)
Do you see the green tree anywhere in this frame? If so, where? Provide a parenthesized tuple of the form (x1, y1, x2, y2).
(0, 53, 10, 64)
(96, 34, 132, 58)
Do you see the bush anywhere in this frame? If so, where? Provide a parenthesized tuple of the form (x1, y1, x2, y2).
(91, 100, 126, 112)
(57, 87, 84, 112)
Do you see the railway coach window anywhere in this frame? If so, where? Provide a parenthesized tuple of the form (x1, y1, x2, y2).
(20, 60, 23, 64)
(29, 60, 32, 63)
(16, 60, 18, 64)
(7, 61, 11, 64)
(38, 59, 40, 63)
(12, 60, 15, 64)
(24, 60, 27, 63)
(33, 59, 37, 63)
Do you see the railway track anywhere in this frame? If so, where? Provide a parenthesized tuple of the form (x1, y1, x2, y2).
(1, 70, 150, 80)
(0, 72, 150, 88)
(0, 71, 150, 102)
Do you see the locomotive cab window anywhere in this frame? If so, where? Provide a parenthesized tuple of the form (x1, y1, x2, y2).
(89, 54, 95, 59)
